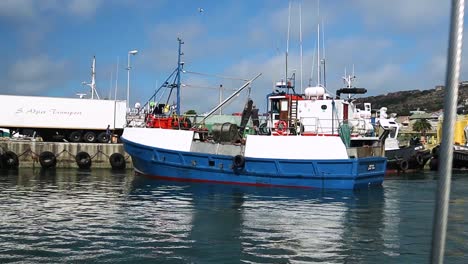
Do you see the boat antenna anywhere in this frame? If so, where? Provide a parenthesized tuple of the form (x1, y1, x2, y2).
(431, 0, 464, 262)
(109, 70, 113, 100)
(309, 42, 316, 86)
(285, 0, 292, 93)
(321, 20, 326, 88)
(317, 23, 321, 86)
(176, 37, 184, 115)
(317, 0, 321, 87)
(299, 1, 303, 93)
(82, 56, 100, 100)
(91, 56, 99, 99)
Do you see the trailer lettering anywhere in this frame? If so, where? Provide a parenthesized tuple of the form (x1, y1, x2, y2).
(15, 108, 82, 116)
(49, 109, 82, 116)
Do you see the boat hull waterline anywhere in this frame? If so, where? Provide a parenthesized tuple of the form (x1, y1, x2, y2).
(123, 138, 386, 190)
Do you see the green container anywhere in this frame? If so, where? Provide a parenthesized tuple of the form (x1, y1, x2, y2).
(0, 128, 10, 137)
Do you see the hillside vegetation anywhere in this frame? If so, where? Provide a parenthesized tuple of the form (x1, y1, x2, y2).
(354, 84, 468, 116)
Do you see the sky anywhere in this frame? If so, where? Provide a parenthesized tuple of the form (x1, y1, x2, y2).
(0, 0, 464, 114)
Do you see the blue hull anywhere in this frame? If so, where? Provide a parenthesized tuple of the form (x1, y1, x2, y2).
(123, 139, 387, 190)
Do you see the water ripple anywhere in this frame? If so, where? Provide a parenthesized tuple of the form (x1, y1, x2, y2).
(0, 169, 467, 263)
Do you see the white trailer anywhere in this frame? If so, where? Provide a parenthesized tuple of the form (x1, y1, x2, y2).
(0, 95, 127, 143)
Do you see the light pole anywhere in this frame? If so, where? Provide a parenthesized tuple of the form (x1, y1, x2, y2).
(127, 49, 138, 110)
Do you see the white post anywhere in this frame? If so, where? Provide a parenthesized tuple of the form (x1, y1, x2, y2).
(127, 50, 138, 110)
(127, 53, 130, 110)
(114, 57, 119, 101)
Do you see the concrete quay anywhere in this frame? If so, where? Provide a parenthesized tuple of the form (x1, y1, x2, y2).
(0, 139, 132, 169)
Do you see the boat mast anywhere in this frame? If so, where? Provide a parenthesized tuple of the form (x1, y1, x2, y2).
(285, 0, 291, 93)
(317, 24, 321, 86)
(322, 20, 326, 88)
(91, 56, 96, 99)
(299, 2, 303, 93)
(83, 56, 100, 100)
(176, 37, 184, 115)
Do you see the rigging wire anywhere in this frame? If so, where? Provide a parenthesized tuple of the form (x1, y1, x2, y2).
(183, 70, 248, 81)
(182, 83, 239, 91)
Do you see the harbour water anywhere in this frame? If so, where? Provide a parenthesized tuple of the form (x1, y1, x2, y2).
(0, 169, 466, 263)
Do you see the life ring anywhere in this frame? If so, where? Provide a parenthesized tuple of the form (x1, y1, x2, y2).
(415, 153, 424, 166)
(109, 153, 126, 170)
(233, 155, 245, 168)
(75, 151, 92, 169)
(3, 151, 19, 169)
(39, 151, 57, 169)
(398, 159, 409, 171)
(274, 120, 288, 135)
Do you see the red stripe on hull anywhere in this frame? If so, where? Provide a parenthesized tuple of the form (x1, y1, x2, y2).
(139, 174, 315, 189)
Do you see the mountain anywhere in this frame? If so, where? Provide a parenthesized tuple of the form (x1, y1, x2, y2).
(354, 84, 468, 116)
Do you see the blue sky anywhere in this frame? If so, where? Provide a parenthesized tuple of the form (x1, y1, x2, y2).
(0, 0, 462, 113)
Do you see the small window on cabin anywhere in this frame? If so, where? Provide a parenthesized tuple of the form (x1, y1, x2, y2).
(271, 101, 280, 112)
(281, 100, 288, 111)
(321, 105, 327, 110)
(209, 160, 215, 166)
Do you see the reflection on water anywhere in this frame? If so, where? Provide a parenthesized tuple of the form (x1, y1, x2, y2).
(0, 169, 466, 263)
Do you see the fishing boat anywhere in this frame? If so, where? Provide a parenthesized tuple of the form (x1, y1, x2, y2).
(121, 39, 391, 190)
(429, 106, 468, 171)
(374, 108, 432, 172)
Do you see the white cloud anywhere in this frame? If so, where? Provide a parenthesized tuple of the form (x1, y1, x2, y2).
(67, 0, 103, 18)
(4, 55, 70, 95)
(355, 0, 449, 33)
(0, 0, 105, 22)
(0, 0, 35, 19)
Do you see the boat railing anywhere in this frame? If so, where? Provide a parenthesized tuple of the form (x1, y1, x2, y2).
(347, 145, 385, 158)
(297, 116, 341, 135)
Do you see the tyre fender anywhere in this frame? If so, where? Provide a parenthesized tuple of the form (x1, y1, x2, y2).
(4, 151, 19, 169)
(415, 153, 424, 165)
(399, 159, 409, 171)
(75, 151, 92, 169)
(233, 155, 245, 168)
(109, 153, 126, 170)
(39, 151, 57, 169)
